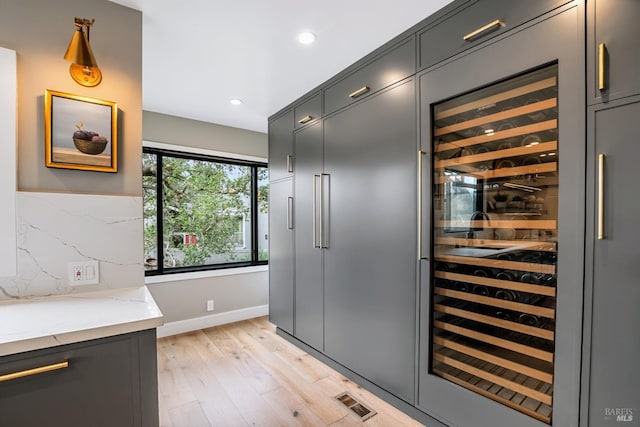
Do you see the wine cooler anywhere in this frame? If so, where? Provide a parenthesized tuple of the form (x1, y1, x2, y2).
(430, 64, 559, 424)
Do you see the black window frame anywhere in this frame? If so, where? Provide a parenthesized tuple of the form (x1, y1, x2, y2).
(143, 146, 268, 277)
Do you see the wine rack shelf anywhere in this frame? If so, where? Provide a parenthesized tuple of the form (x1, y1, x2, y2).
(430, 65, 559, 423)
(434, 254, 556, 274)
(435, 237, 556, 252)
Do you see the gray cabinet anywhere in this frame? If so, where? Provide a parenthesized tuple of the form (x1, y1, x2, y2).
(323, 78, 417, 402)
(268, 178, 294, 334)
(0, 330, 158, 427)
(418, 4, 584, 426)
(418, 0, 571, 71)
(582, 96, 640, 426)
(294, 92, 322, 129)
(323, 37, 415, 116)
(268, 109, 294, 181)
(293, 122, 324, 350)
(587, 0, 640, 105)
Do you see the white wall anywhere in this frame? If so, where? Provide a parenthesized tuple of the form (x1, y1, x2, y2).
(0, 47, 17, 278)
(143, 111, 269, 326)
(0, 0, 143, 300)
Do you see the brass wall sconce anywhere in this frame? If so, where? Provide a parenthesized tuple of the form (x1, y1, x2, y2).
(64, 17, 102, 87)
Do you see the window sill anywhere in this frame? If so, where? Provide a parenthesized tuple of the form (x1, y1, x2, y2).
(145, 265, 269, 285)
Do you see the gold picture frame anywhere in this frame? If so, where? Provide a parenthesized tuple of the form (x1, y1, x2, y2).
(45, 90, 117, 173)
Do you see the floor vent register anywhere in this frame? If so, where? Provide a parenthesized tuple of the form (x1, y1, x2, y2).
(335, 392, 377, 421)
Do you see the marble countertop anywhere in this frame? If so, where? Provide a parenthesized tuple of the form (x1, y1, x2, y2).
(0, 286, 163, 357)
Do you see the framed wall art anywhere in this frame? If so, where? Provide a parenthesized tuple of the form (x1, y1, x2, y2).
(45, 90, 118, 172)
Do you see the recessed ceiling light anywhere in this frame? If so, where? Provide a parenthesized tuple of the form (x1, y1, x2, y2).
(230, 99, 243, 106)
(298, 32, 316, 45)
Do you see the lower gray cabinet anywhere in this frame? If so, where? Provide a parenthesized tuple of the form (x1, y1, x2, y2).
(0, 330, 158, 427)
(268, 178, 294, 334)
(323, 78, 417, 402)
(582, 97, 640, 426)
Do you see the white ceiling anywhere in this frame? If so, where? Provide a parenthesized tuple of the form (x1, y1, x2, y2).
(110, 0, 454, 133)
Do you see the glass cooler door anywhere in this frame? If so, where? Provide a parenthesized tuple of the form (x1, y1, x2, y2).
(431, 64, 559, 424)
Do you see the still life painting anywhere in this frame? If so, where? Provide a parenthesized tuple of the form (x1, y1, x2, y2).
(45, 89, 117, 172)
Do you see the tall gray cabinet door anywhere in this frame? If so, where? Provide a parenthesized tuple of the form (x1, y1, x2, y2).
(323, 78, 417, 402)
(583, 98, 640, 426)
(294, 122, 324, 350)
(268, 178, 294, 334)
(588, 0, 640, 104)
(269, 110, 294, 181)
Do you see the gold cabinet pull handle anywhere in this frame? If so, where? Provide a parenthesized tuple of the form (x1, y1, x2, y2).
(418, 150, 428, 260)
(598, 154, 606, 239)
(286, 154, 293, 173)
(463, 19, 505, 41)
(298, 115, 313, 124)
(349, 86, 370, 99)
(287, 196, 294, 230)
(313, 174, 320, 248)
(0, 361, 69, 382)
(598, 43, 607, 91)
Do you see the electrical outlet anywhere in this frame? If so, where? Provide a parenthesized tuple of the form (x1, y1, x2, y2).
(68, 261, 99, 286)
(206, 299, 214, 312)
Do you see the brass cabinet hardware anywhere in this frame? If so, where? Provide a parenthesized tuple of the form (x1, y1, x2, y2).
(598, 154, 605, 239)
(418, 150, 427, 260)
(463, 19, 505, 42)
(320, 174, 330, 248)
(287, 197, 294, 230)
(598, 43, 607, 91)
(313, 174, 320, 248)
(0, 361, 69, 382)
(349, 86, 370, 99)
(286, 154, 293, 173)
(298, 115, 313, 124)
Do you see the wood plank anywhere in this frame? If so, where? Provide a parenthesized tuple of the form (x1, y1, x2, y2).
(262, 386, 328, 427)
(437, 161, 557, 183)
(434, 353, 552, 405)
(434, 303, 554, 341)
(435, 120, 557, 153)
(435, 254, 555, 275)
(435, 98, 557, 137)
(168, 400, 212, 427)
(202, 342, 305, 426)
(435, 140, 557, 168)
(173, 336, 250, 426)
(157, 337, 198, 409)
(435, 237, 556, 252)
(434, 336, 553, 384)
(434, 287, 555, 318)
(435, 270, 556, 297)
(224, 323, 351, 424)
(435, 77, 557, 120)
(434, 320, 554, 363)
(434, 368, 551, 424)
(435, 219, 557, 230)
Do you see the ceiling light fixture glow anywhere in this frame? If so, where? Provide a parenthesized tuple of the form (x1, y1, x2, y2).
(298, 32, 317, 45)
(230, 99, 243, 106)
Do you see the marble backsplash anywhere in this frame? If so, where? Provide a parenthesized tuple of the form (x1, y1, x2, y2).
(0, 192, 144, 300)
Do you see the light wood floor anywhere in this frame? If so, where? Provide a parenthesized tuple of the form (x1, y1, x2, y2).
(157, 316, 426, 427)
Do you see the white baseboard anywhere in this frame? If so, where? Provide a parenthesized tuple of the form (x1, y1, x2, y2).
(156, 304, 269, 338)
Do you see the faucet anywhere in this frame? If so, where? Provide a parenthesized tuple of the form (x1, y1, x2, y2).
(468, 211, 490, 239)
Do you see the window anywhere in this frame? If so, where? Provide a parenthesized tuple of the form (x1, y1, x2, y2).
(143, 146, 268, 275)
